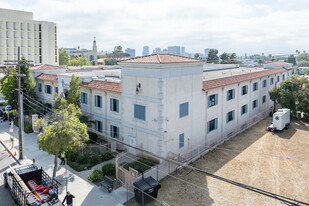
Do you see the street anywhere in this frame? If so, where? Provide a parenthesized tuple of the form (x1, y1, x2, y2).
(0, 147, 17, 206)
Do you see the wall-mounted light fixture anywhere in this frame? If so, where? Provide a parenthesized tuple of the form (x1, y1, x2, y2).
(136, 83, 141, 94)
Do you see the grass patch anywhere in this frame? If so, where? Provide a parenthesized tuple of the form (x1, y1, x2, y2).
(123, 158, 156, 173)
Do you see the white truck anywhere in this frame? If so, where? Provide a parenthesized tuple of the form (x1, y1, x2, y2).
(3, 164, 62, 206)
(267, 108, 290, 132)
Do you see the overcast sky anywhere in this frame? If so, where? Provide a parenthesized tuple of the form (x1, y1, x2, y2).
(1, 0, 309, 56)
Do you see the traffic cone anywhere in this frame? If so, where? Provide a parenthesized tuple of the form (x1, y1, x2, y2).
(14, 151, 17, 156)
(5, 147, 7, 151)
(9, 153, 11, 157)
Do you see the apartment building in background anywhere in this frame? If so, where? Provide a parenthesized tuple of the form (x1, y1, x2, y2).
(0, 8, 58, 66)
(30, 54, 291, 161)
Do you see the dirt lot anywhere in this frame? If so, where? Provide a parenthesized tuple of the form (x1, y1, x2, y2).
(127, 119, 309, 206)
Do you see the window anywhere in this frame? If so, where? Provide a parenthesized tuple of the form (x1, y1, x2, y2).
(227, 89, 235, 101)
(253, 82, 258, 91)
(226, 110, 235, 123)
(95, 120, 102, 133)
(252, 99, 258, 109)
(110, 125, 119, 138)
(81, 92, 87, 104)
(45, 85, 51, 94)
(241, 104, 248, 115)
(262, 79, 267, 88)
(38, 83, 42, 92)
(241, 85, 248, 95)
(110, 98, 119, 112)
(179, 102, 189, 118)
(179, 133, 184, 148)
(262, 95, 266, 103)
(54, 87, 58, 94)
(208, 94, 218, 107)
(95, 95, 102, 108)
(270, 78, 274, 85)
(277, 76, 280, 83)
(134, 104, 146, 120)
(207, 118, 218, 133)
(283, 74, 285, 80)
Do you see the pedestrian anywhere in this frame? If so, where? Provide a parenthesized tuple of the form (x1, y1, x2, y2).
(62, 191, 75, 206)
(60, 152, 65, 165)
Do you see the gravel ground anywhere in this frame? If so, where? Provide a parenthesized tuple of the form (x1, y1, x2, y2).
(127, 118, 309, 206)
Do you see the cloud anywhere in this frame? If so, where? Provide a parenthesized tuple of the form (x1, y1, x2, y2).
(0, 0, 309, 55)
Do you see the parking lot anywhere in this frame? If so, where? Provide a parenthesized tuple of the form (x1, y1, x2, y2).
(143, 119, 309, 206)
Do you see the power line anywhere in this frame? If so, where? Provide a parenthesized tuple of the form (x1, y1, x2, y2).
(23, 94, 309, 206)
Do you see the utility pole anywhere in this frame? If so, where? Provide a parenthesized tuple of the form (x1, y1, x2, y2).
(17, 47, 23, 160)
(4, 47, 33, 160)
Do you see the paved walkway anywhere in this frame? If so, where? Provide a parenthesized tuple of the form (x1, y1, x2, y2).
(0, 122, 134, 206)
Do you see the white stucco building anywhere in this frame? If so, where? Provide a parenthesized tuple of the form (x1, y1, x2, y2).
(0, 8, 58, 66)
(31, 54, 291, 161)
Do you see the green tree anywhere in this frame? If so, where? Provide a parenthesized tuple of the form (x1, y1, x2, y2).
(258, 59, 264, 64)
(59, 48, 69, 65)
(107, 46, 130, 64)
(220, 52, 229, 64)
(69, 56, 91, 66)
(0, 57, 36, 109)
(207, 49, 219, 63)
(36, 95, 89, 179)
(297, 53, 309, 62)
(194, 53, 200, 59)
(104, 58, 117, 65)
(269, 76, 309, 117)
(67, 74, 81, 107)
(229, 53, 237, 64)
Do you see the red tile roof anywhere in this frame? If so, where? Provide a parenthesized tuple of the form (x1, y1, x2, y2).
(35, 74, 58, 82)
(203, 68, 287, 91)
(118, 54, 204, 64)
(30, 64, 65, 71)
(81, 80, 121, 93)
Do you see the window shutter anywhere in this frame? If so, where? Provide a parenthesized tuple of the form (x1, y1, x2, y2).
(117, 127, 119, 138)
(215, 94, 218, 105)
(95, 121, 98, 131)
(233, 89, 235, 99)
(85, 93, 87, 104)
(226, 113, 229, 123)
(208, 97, 210, 107)
(226, 91, 229, 100)
(215, 118, 218, 129)
(110, 99, 113, 111)
(110, 125, 113, 137)
(245, 105, 248, 113)
(207, 122, 210, 133)
(116, 100, 119, 112)
(95, 96, 97, 107)
(232, 110, 235, 120)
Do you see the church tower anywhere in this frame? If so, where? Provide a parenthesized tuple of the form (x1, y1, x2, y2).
(92, 37, 98, 65)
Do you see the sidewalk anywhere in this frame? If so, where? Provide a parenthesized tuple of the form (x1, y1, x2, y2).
(0, 122, 134, 206)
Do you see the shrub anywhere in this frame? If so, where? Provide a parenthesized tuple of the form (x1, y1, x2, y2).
(77, 154, 89, 164)
(88, 169, 103, 182)
(102, 163, 115, 176)
(90, 154, 101, 165)
(123, 159, 155, 173)
(24, 121, 33, 133)
(100, 152, 115, 162)
(68, 160, 93, 172)
(67, 151, 79, 162)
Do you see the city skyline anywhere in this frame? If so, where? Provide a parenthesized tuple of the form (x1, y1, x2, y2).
(0, 0, 309, 56)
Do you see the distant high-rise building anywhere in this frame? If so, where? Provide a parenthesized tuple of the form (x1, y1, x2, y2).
(180, 47, 185, 56)
(142, 46, 150, 56)
(168, 46, 181, 56)
(0, 8, 58, 66)
(125, 48, 135, 57)
(162, 49, 168, 54)
(153, 48, 162, 54)
(204, 48, 213, 58)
